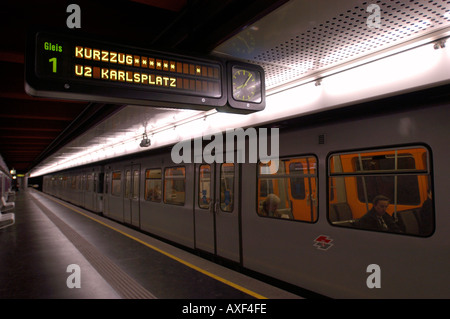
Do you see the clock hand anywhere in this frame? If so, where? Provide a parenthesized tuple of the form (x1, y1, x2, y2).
(234, 72, 253, 90)
(243, 73, 253, 87)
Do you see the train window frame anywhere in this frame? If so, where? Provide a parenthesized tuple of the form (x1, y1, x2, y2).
(198, 164, 212, 210)
(163, 166, 186, 206)
(257, 155, 318, 223)
(144, 168, 162, 202)
(327, 145, 434, 237)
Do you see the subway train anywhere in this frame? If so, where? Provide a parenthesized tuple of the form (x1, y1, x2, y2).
(42, 86, 450, 298)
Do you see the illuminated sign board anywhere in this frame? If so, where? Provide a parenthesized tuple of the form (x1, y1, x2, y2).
(25, 30, 227, 110)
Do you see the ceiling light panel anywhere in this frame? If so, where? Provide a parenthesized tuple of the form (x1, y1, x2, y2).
(214, 0, 450, 89)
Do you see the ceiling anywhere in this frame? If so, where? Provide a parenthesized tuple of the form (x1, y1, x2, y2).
(1, 0, 449, 177)
(0, 0, 287, 175)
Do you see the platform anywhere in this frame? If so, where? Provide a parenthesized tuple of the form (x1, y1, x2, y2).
(0, 188, 301, 300)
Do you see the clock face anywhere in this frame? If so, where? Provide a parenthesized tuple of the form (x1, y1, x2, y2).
(232, 66, 262, 103)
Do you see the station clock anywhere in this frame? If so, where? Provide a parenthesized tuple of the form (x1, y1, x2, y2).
(224, 61, 265, 113)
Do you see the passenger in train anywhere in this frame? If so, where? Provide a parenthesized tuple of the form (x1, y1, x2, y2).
(358, 195, 401, 233)
(259, 194, 281, 217)
(418, 188, 433, 235)
(146, 184, 161, 201)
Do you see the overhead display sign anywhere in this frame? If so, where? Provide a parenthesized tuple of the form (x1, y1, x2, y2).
(25, 30, 227, 110)
(25, 29, 265, 113)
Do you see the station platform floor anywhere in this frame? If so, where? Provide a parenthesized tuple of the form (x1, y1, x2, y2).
(0, 188, 302, 300)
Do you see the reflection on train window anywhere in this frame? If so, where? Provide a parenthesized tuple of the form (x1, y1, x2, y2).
(257, 156, 317, 222)
(145, 169, 161, 202)
(199, 164, 211, 209)
(164, 167, 186, 205)
(328, 146, 434, 236)
(112, 171, 122, 196)
(220, 163, 234, 212)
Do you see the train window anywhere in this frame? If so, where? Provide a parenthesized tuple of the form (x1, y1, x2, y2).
(220, 163, 234, 212)
(164, 167, 185, 205)
(112, 171, 122, 196)
(145, 169, 161, 202)
(97, 173, 104, 193)
(81, 175, 86, 191)
(198, 164, 211, 209)
(87, 174, 93, 192)
(328, 146, 434, 236)
(105, 172, 110, 194)
(259, 177, 273, 197)
(133, 170, 139, 199)
(354, 154, 420, 205)
(257, 156, 318, 222)
(93, 174, 97, 193)
(289, 162, 306, 199)
(76, 175, 81, 190)
(125, 170, 131, 199)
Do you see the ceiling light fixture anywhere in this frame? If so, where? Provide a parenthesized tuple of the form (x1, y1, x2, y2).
(140, 132, 151, 147)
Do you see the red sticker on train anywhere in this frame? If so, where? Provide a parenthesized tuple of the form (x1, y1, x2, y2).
(313, 235, 334, 251)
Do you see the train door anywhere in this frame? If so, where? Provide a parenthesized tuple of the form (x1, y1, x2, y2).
(195, 164, 215, 254)
(123, 164, 141, 227)
(80, 174, 86, 207)
(104, 170, 110, 216)
(195, 162, 241, 263)
(86, 172, 94, 210)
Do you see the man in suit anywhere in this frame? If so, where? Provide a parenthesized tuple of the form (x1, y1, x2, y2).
(358, 195, 401, 233)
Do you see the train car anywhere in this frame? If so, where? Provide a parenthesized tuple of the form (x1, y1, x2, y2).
(42, 89, 449, 298)
(43, 166, 104, 213)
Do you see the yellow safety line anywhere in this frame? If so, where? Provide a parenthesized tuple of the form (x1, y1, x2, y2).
(40, 193, 267, 299)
